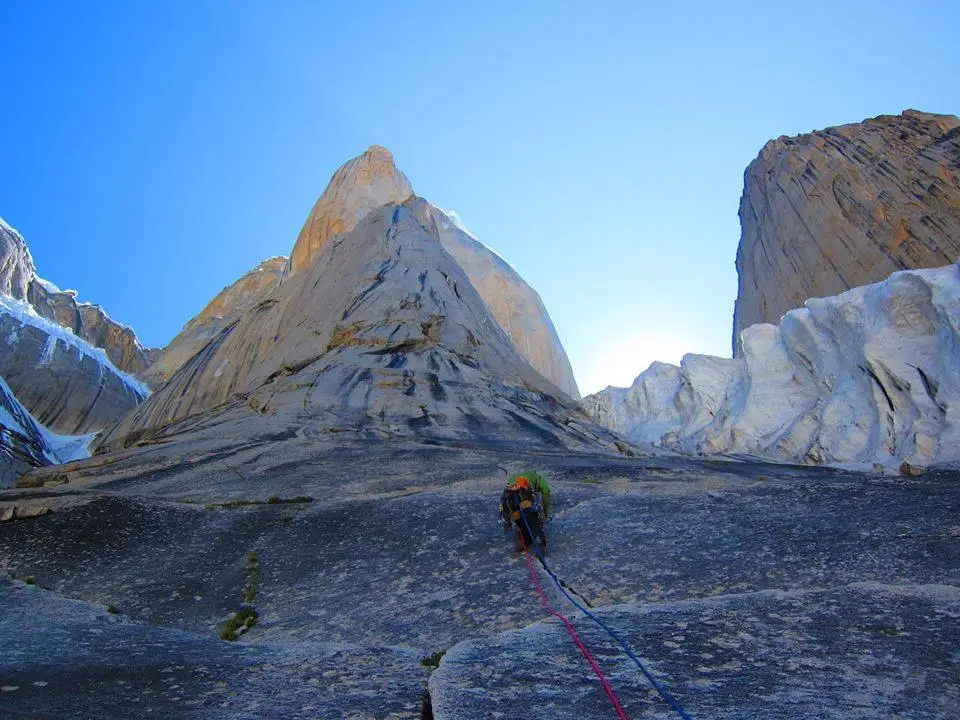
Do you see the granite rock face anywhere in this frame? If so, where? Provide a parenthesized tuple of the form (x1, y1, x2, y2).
(586, 262, 960, 469)
(0, 216, 157, 377)
(25, 280, 159, 378)
(431, 208, 581, 400)
(2, 446, 957, 718)
(0, 218, 38, 301)
(143, 256, 287, 384)
(285, 146, 580, 399)
(94, 198, 613, 456)
(733, 109, 960, 355)
(0, 217, 149, 470)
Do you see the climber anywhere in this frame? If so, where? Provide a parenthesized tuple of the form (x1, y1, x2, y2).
(498, 467, 551, 554)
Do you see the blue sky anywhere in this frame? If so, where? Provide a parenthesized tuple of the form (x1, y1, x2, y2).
(1, 1, 957, 395)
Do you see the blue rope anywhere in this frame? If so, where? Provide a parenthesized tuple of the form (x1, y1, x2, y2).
(519, 510, 694, 720)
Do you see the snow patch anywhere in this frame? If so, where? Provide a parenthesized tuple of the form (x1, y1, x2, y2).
(39, 426, 99, 464)
(0, 375, 96, 464)
(34, 276, 61, 294)
(0, 215, 25, 242)
(0, 294, 151, 399)
(435, 207, 476, 239)
(38, 335, 58, 366)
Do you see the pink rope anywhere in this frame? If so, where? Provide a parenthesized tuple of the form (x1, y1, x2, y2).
(521, 539, 630, 720)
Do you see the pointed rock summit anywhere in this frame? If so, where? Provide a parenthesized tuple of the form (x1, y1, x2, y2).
(289, 145, 415, 274)
(247, 146, 579, 399)
(95, 197, 614, 460)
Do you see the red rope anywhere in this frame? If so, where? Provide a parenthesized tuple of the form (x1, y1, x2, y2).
(521, 537, 630, 720)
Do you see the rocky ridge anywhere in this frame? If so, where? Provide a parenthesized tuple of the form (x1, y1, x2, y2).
(0, 217, 151, 482)
(143, 256, 287, 385)
(733, 109, 960, 355)
(586, 262, 960, 469)
(1, 217, 159, 376)
(0, 293, 148, 434)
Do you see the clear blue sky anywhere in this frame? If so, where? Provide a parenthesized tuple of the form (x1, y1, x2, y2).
(1, 1, 957, 395)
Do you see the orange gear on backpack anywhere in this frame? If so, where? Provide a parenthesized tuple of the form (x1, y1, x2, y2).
(511, 476, 530, 491)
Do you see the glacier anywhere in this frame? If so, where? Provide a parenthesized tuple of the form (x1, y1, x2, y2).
(585, 261, 960, 471)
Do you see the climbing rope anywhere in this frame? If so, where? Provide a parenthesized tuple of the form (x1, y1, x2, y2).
(519, 533, 630, 720)
(519, 512, 694, 720)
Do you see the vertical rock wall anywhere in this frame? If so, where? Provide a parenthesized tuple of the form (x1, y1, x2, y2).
(733, 109, 960, 355)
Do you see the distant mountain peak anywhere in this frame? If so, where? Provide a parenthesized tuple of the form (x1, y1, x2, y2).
(362, 144, 394, 159)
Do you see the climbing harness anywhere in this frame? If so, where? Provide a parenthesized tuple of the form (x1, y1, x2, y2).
(519, 512, 694, 720)
(501, 484, 547, 552)
(510, 497, 534, 521)
(518, 532, 630, 720)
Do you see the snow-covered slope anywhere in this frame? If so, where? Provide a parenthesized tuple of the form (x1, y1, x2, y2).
(0, 293, 148, 435)
(0, 375, 96, 487)
(585, 261, 960, 470)
(0, 216, 150, 440)
(1, 215, 158, 377)
(0, 294, 150, 397)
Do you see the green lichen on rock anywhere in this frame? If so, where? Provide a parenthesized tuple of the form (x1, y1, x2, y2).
(218, 551, 260, 641)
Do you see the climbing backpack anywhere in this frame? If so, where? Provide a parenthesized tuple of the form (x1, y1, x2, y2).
(505, 485, 535, 522)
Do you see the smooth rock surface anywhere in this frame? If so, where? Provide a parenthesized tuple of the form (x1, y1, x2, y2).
(431, 206, 581, 400)
(0, 577, 429, 720)
(733, 109, 960, 355)
(143, 257, 287, 384)
(1, 447, 957, 718)
(432, 584, 960, 719)
(586, 262, 960, 469)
